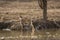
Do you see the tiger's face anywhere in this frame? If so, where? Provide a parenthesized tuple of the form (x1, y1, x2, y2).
(22, 17, 31, 26)
(21, 17, 32, 30)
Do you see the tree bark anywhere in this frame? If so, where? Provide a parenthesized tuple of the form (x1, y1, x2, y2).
(43, 0, 47, 21)
(38, 0, 43, 9)
(38, 0, 47, 21)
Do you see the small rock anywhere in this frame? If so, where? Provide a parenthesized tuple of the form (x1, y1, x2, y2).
(48, 34, 52, 37)
(53, 35, 56, 38)
(1, 37, 5, 40)
(46, 32, 50, 34)
(2, 28, 11, 31)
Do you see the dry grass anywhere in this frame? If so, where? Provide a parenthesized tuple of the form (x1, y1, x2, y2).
(0, 0, 60, 40)
(0, 0, 60, 21)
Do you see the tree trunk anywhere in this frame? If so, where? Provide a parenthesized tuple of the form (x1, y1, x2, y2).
(43, 0, 47, 21)
(38, 0, 43, 9)
(38, 0, 47, 21)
